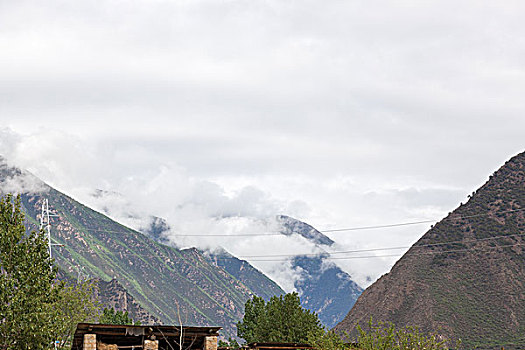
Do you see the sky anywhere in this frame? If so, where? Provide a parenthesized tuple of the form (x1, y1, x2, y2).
(1, 0, 524, 289)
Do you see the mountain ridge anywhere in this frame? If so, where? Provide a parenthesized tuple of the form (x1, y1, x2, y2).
(334, 151, 525, 349)
(0, 161, 284, 337)
(0, 158, 363, 333)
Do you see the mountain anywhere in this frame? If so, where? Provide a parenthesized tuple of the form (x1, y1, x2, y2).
(55, 268, 160, 324)
(277, 215, 335, 246)
(88, 190, 285, 302)
(204, 215, 363, 328)
(88, 188, 363, 328)
(0, 160, 281, 336)
(335, 152, 525, 349)
(292, 255, 363, 329)
(205, 248, 285, 301)
(95, 278, 162, 324)
(278, 215, 363, 328)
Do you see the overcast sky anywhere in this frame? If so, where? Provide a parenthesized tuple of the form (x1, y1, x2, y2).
(1, 0, 524, 288)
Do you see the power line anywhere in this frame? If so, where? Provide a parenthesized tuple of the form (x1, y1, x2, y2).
(47, 203, 525, 260)
(71, 206, 525, 237)
(54, 237, 524, 262)
(234, 232, 525, 258)
(322, 207, 525, 232)
(321, 219, 436, 232)
(233, 242, 525, 262)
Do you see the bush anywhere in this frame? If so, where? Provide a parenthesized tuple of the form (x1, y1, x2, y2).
(356, 319, 450, 350)
(308, 328, 348, 350)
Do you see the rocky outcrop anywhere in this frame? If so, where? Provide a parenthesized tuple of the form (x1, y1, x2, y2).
(96, 278, 161, 325)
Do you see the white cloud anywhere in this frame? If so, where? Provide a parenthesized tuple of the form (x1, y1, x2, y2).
(0, 167, 48, 195)
(1, 0, 525, 288)
(0, 125, 512, 288)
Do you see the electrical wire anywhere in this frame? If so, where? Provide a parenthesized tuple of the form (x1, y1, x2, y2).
(67, 206, 525, 237)
(223, 243, 525, 262)
(321, 207, 525, 232)
(234, 232, 525, 258)
(47, 204, 525, 261)
(55, 237, 524, 262)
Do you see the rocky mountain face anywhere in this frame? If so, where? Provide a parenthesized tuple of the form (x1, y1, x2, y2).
(95, 278, 161, 325)
(335, 152, 525, 349)
(56, 268, 160, 325)
(0, 162, 284, 337)
(277, 215, 363, 329)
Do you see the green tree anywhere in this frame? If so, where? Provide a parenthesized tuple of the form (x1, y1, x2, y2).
(0, 194, 101, 349)
(237, 295, 267, 343)
(237, 292, 323, 344)
(0, 194, 63, 349)
(99, 306, 140, 325)
(307, 328, 346, 350)
(54, 281, 101, 348)
(356, 319, 450, 350)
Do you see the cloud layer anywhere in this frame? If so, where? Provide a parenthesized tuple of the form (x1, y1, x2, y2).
(2, 1, 525, 287)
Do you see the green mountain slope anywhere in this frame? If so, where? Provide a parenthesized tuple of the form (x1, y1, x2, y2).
(334, 151, 525, 349)
(0, 161, 283, 336)
(21, 187, 251, 334)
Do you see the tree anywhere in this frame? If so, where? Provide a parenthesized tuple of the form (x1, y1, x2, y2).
(0, 194, 63, 349)
(99, 307, 140, 325)
(237, 295, 267, 343)
(0, 194, 101, 349)
(307, 328, 346, 350)
(54, 281, 101, 348)
(355, 319, 451, 350)
(237, 292, 323, 344)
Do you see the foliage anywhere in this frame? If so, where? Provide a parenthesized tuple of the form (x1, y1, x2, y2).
(99, 306, 140, 325)
(218, 337, 240, 349)
(54, 281, 101, 348)
(307, 320, 452, 350)
(237, 294, 266, 343)
(356, 319, 449, 350)
(0, 194, 101, 349)
(307, 328, 347, 350)
(0, 194, 63, 349)
(237, 292, 323, 343)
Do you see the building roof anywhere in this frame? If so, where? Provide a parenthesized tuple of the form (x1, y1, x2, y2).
(72, 323, 221, 350)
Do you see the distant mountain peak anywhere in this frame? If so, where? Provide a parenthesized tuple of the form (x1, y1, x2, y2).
(0, 158, 48, 195)
(272, 215, 362, 328)
(276, 215, 334, 246)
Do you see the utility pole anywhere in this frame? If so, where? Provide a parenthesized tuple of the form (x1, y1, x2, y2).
(39, 198, 62, 267)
